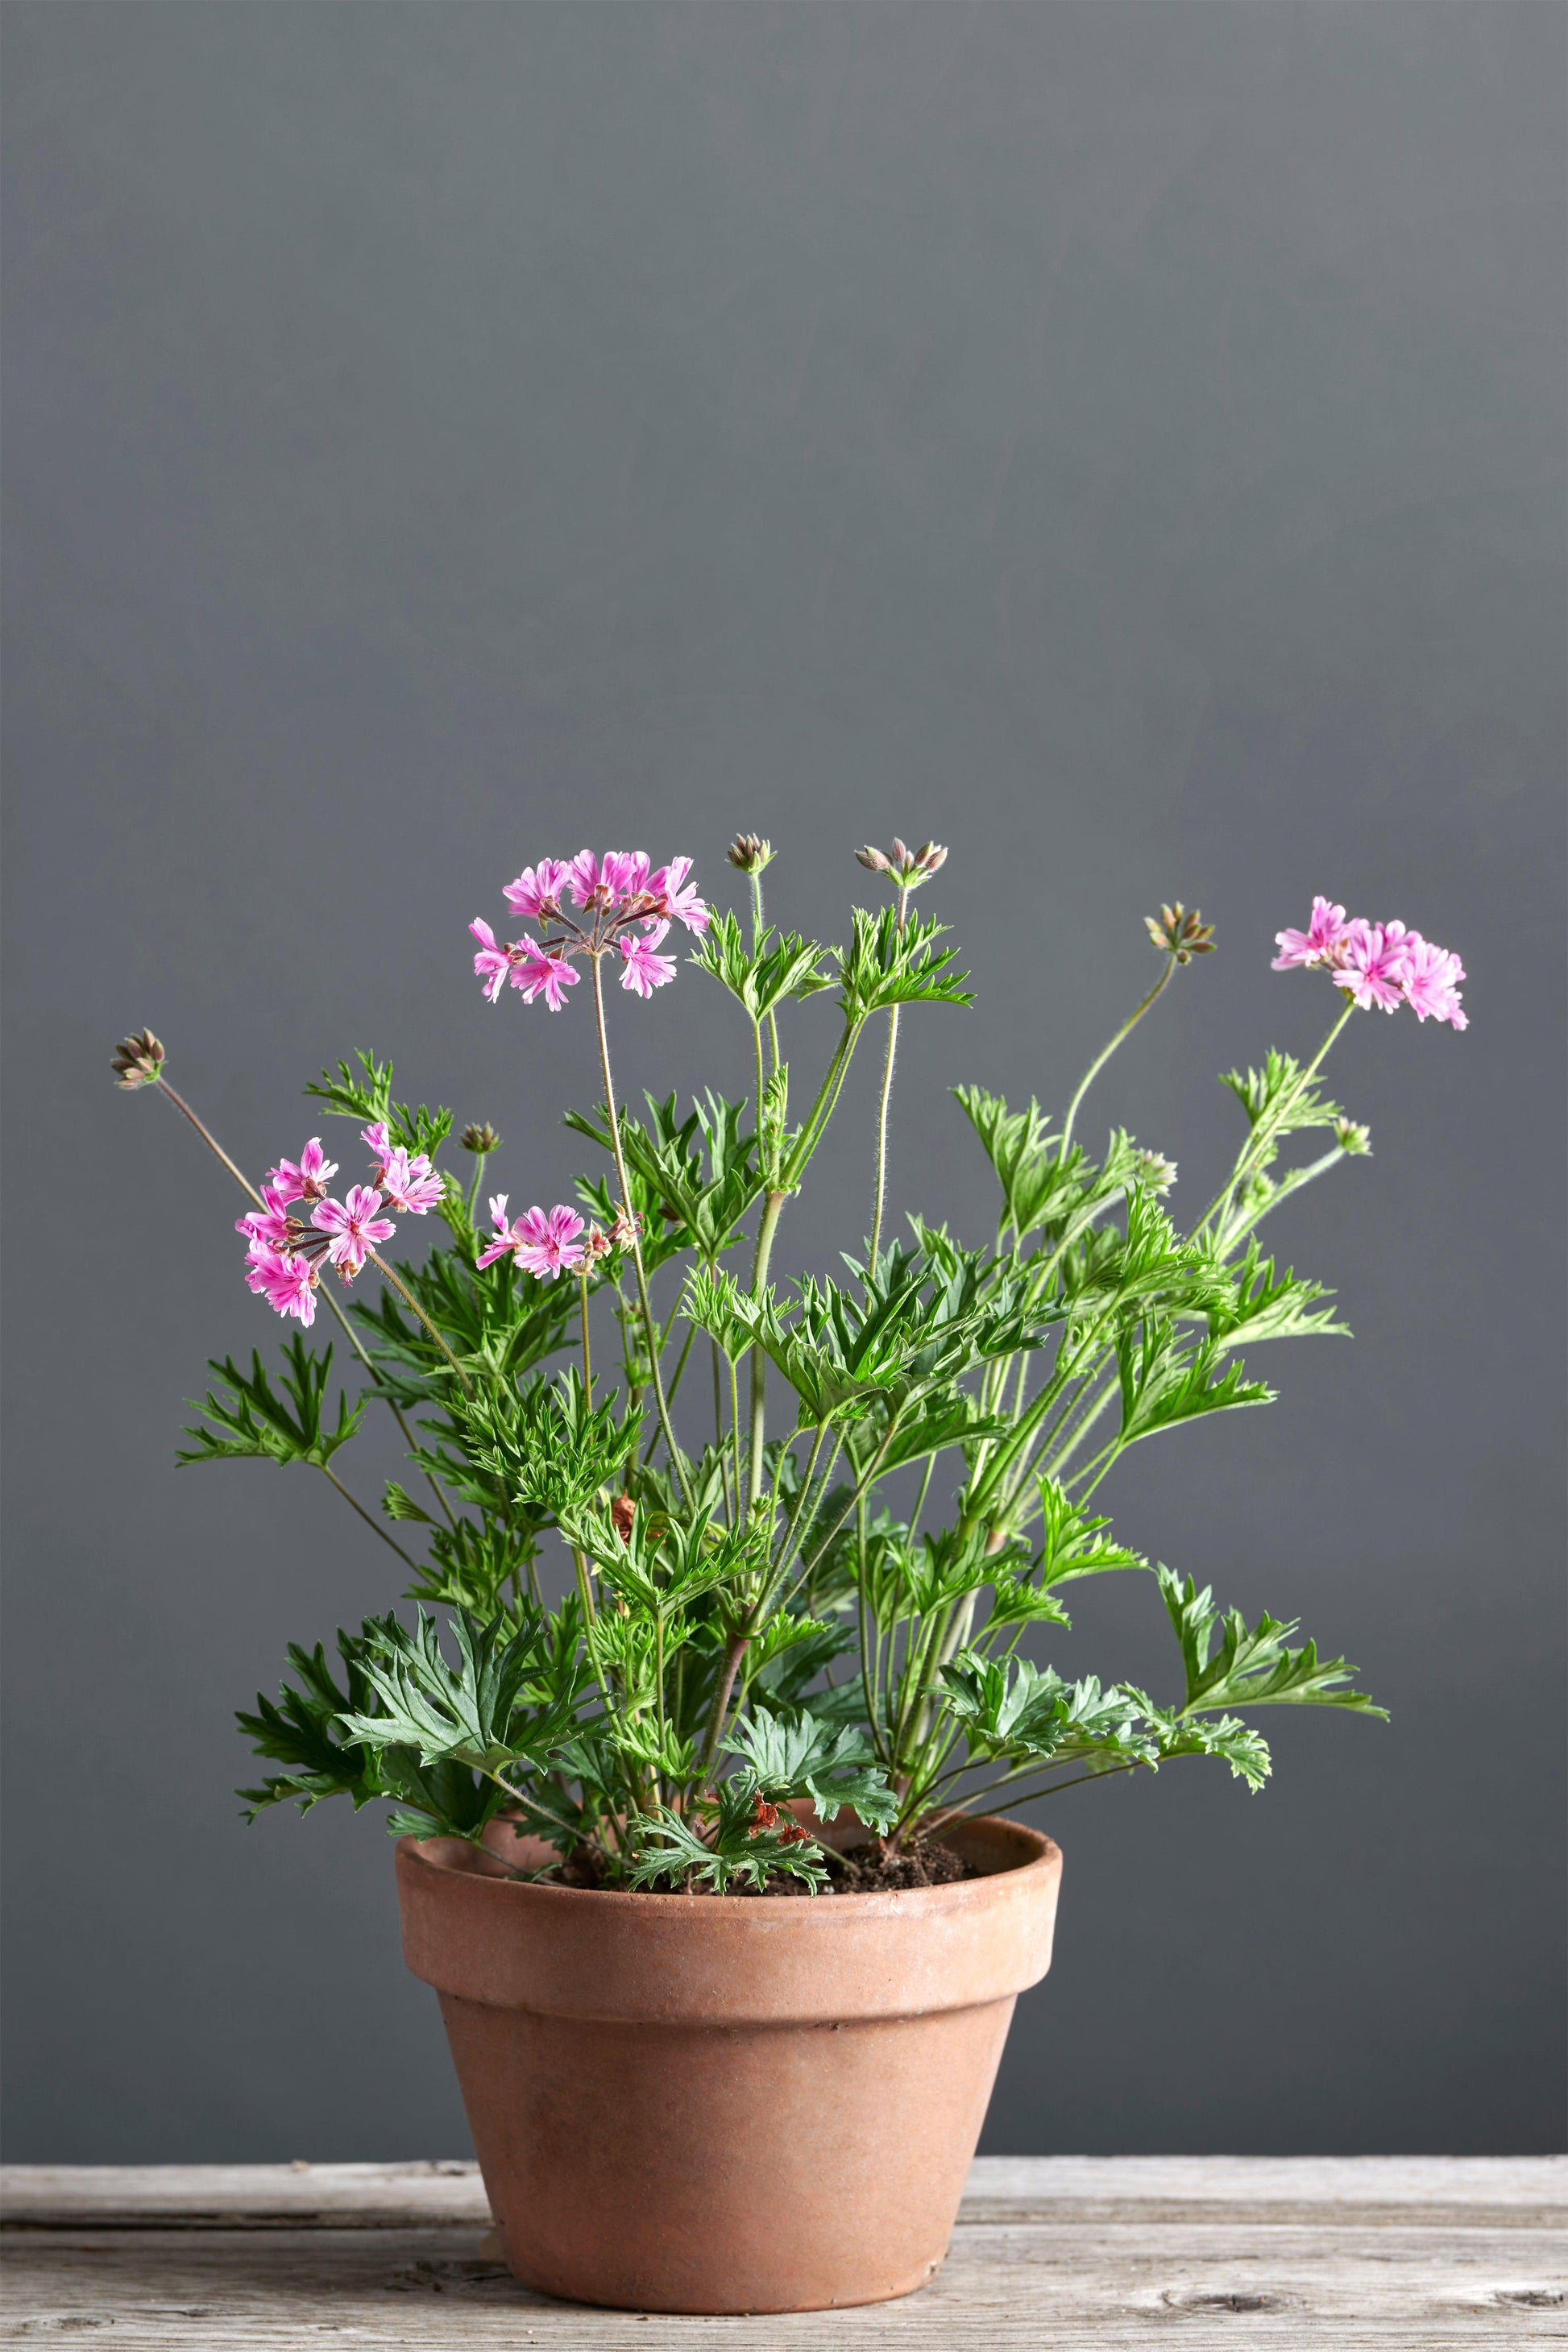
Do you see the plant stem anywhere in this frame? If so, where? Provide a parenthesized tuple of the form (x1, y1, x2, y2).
(319, 1464, 420, 1568)
(1197, 998, 1355, 1238)
(467, 1152, 489, 1222)
(364, 1250, 472, 1395)
(1057, 959, 1175, 1162)
(699, 1629, 750, 1775)
(588, 953, 692, 1511)
(156, 1076, 264, 1205)
(867, 883, 911, 1267)
(578, 1271, 593, 1394)
(744, 1188, 787, 1523)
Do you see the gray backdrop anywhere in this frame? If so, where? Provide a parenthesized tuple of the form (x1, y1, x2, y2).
(4, 0, 1563, 2162)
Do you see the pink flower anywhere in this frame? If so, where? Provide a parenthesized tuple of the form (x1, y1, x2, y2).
(470, 917, 514, 1004)
(243, 1238, 284, 1294)
(311, 1184, 397, 1280)
(1400, 935, 1469, 1029)
(511, 1204, 587, 1280)
(647, 856, 709, 935)
(569, 849, 652, 909)
(1332, 921, 1412, 1013)
(1272, 898, 1350, 970)
(619, 919, 677, 998)
(600, 850, 651, 902)
(511, 938, 580, 1010)
(475, 1193, 518, 1270)
(567, 850, 609, 908)
(503, 859, 574, 920)
(361, 1121, 393, 1179)
(255, 1247, 318, 1326)
(380, 1146, 446, 1214)
(264, 1138, 338, 1204)
(237, 1182, 297, 1252)
(475, 1196, 587, 1279)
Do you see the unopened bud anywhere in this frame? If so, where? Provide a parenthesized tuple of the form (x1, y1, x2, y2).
(1134, 1149, 1179, 1193)
(111, 1029, 165, 1089)
(728, 833, 774, 873)
(1144, 902, 1217, 962)
(610, 1494, 637, 1545)
(459, 1122, 501, 1155)
(857, 838, 948, 888)
(1334, 1116, 1372, 1155)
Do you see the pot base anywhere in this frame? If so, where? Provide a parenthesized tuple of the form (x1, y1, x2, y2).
(442, 1989, 1014, 2314)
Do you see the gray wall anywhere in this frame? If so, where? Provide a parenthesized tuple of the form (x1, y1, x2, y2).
(3, 1, 1563, 2161)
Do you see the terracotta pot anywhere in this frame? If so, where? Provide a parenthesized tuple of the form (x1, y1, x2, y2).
(396, 1813, 1062, 2314)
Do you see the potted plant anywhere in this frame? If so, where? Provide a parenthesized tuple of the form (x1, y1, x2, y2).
(116, 841, 1467, 2314)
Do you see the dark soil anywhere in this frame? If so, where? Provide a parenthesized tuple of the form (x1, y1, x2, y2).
(525, 1835, 979, 1897)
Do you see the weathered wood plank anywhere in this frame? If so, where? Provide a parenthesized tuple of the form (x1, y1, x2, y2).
(3, 2163, 1564, 2349)
(6, 2154, 1564, 2226)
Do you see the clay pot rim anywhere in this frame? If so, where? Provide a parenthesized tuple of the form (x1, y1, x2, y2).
(403, 1811, 1060, 1914)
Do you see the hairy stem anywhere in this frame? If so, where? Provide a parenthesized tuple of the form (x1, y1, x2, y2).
(320, 1464, 420, 1569)
(867, 883, 911, 1267)
(1197, 998, 1356, 1238)
(1057, 958, 1175, 1162)
(744, 1188, 787, 1523)
(364, 1250, 472, 1395)
(588, 952, 692, 1510)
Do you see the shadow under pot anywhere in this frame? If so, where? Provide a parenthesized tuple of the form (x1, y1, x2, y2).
(396, 1812, 1063, 2315)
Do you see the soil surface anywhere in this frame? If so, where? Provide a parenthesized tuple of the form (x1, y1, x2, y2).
(529, 1835, 978, 1897)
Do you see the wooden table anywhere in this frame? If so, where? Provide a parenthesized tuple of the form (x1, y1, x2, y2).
(4, 2157, 1565, 2346)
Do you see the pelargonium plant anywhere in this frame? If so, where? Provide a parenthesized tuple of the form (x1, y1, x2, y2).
(117, 844, 1466, 1894)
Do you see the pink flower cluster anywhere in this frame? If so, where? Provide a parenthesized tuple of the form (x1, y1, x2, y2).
(475, 1196, 640, 1280)
(237, 1124, 446, 1327)
(1272, 898, 1467, 1029)
(470, 850, 708, 1010)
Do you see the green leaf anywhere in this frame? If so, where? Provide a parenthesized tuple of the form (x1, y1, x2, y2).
(623, 1796, 829, 1894)
(1033, 1477, 1150, 1587)
(1220, 1048, 1346, 1138)
(1206, 1241, 1350, 1350)
(836, 906, 974, 1021)
(692, 911, 834, 1023)
(1156, 1566, 1386, 1718)
(724, 1705, 898, 1830)
(180, 1339, 366, 1471)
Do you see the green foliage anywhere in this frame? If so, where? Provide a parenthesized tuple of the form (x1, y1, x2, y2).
(836, 906, 974, 1021)
(567, 1092, 764, 1264)
(624, 1790, 830, 1894)
(180, 1340, 366, 1470)
(197, 841, 1391, 1892)
(1157, 1567, 1386, 1717)
(305, 1049, 454, 1161)
(724, 1706, 898, 1830)
(1221, 1049, 1345, 1137)
(692, 912, 833, 1024)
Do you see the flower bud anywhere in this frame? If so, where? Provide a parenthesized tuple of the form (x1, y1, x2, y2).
(1144, 902, 1217, 962)
(858, 838, 948, 887)
(727, 833, 774, 873)
(1133, 1149, 1179, 1193)
(459, 1122, 501, 1155)
(111, 1030, 165, 1089)
(610, 1494, 637, 1545)
(1334, 1116, 1372, 1155)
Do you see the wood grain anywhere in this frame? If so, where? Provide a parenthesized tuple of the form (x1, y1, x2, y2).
(5, 2159, 1565, 2348)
